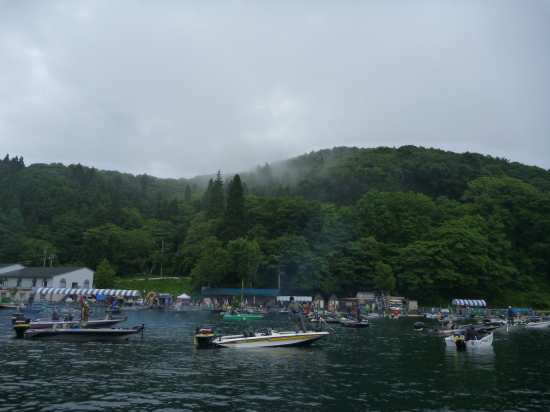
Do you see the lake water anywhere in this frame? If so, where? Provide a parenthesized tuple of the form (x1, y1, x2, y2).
(1, 307, 549, 412)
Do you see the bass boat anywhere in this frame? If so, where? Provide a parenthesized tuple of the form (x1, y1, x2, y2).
(194, 325, 329, 349)
(12, 313, 128, 338)
(24, 324, 145, 342)
(525, 320, 550, 329)
(340, 320, 371, 328)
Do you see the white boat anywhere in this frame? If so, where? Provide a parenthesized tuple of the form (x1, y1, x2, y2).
(525, 320, 550, 329)
(24, 325, 145, 342)
(445, 330, 493, 348)
(194, 325, 329, 349)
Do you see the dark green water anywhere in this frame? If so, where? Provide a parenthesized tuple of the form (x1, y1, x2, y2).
(1, 308, 549, 412)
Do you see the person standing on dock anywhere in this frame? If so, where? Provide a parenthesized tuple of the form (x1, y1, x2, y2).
(288, 297, 307, 334)
(508, 306, 515, 325)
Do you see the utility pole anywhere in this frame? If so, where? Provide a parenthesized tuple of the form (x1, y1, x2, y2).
(43, 248, 47, 267)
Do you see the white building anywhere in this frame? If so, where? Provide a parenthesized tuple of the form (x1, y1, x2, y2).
(0, 264, 95, 303)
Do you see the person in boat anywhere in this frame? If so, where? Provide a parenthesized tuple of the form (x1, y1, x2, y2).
(52, 310, 60, 321)
(81, 303, 89, 325)
(465, 324, 480, 341)
(288, 297, 307, 334)
(27, 295, 35, 309)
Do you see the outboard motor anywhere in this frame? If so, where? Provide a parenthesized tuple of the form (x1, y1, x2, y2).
(194, 325, 215, 349)
(12, 312, 31, 339)
(452, 330, 466, 348)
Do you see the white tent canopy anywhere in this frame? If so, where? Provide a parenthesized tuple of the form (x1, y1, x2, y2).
(34, 287, 141, 297)
(177, 293, 192, 299)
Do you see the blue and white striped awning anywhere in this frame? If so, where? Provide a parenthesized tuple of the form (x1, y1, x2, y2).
(452, 299, 486, 307)
(34, 288, 141, 297)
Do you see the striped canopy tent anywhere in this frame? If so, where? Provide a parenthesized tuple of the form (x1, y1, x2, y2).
(34, 288, 141, 297)
(452, 299, 486, 307)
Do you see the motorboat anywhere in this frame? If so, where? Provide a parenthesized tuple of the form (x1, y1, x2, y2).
(413, 322, 463, 334)
(0, 303, 20, 310)
(37, 315, 127, 329)
(340, 320, 371, 328)
(445, 329, 493, 348)
(23, 324, 145, 342)
(320, 316, 346, 324)
(525, 320, 550, 329)
(12, 313, 129, 338)
(483, 317, 508, 326)
(194, 325, 329, 349)
(243, 308, 270, 316)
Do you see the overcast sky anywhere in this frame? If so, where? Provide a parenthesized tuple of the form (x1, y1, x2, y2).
(1, 1, 549, 179)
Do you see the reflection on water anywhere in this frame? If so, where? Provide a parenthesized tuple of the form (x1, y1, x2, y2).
(1, 309, 550, 411)
(445, 345, 496, 372)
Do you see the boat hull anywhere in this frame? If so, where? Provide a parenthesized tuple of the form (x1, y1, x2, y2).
(198, 331, 329, 348)
(445, 332, 493, 348)
(24, 326, 144, 342)
(525, 321, 550, 329)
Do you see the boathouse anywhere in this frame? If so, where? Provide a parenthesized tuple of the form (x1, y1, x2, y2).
(0, 264, 94, 303)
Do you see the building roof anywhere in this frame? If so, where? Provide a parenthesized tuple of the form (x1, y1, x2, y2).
(0, 263, 22, 269)
(202, 288, 280, 297)
(0, 267, 92, 278)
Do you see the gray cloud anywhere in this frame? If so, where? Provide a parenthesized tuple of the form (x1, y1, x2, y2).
(1, 0, 549, 178)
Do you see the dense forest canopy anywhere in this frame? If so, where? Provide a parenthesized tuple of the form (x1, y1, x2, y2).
(1, 146, 549, 307)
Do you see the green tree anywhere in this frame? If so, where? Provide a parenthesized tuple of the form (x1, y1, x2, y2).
(94, 258, 117, 288)
(184, 185, 192, 202)
(227, 238, 263, 300)
(81, 224, 125, 269)
(373, 262, 395, 294)
(219, 174, 246, 243)
(18, 239, 56, 267)
(190, 236, 229, 287)
(207, 171, 225, 220)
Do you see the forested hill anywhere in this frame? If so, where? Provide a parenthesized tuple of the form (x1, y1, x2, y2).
(1, 146, 549, 308)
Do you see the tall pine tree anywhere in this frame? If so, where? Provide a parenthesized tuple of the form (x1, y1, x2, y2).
(207, 171, 225, 220)
(220, 174, 246, 242)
